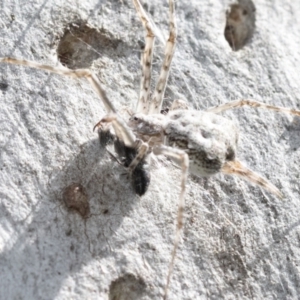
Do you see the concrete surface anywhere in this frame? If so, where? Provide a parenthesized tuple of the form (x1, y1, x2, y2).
(0, 0, 300, 299)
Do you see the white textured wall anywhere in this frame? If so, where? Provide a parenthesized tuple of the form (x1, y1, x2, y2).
(1, 0, 300, 299)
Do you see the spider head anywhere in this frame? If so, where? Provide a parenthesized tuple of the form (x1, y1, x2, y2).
(128, 113, 165, 136)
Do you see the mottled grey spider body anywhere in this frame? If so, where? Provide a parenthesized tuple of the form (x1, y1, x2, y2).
(165, 111, 238, 176)
(129, 109, 238, 177)
(1, 0, 300, 299)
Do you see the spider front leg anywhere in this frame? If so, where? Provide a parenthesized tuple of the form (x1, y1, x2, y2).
(94, 114, 136, 147)
(152, 145, 189, 300)
(133, 0, 177, 115)
(132, 0, 156, 114)
(0, 57, 117, 114)
(149, 0, 177, 114)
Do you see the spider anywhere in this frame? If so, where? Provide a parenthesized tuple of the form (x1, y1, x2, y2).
(1, 0, 300, 299)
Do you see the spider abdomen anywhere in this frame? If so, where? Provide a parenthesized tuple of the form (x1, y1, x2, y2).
(165, 110, 238, 176)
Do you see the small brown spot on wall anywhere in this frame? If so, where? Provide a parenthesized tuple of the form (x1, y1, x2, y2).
(63, 183, 90, 218)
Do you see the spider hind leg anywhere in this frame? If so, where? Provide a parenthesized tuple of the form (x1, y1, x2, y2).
(222, 160, 283, 198)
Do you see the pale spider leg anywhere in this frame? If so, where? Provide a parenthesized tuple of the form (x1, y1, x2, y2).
(152, 145, 189, 300)
(0, 57, 116, 114)
(222, 160, 283, 199)
(0, 57, 136, 147)
(127, 140, 149, 172)
(206, 99, 300, 116)
(149, 0, 177, 115)
(132, 0, 156, 114)
(93, 114, 136, 147)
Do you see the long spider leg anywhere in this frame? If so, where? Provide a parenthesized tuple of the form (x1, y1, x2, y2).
(206, 99, 300, 116)
(149, 0, 177, 115)
(0, 57, 117, 114)
(132, 0, 156, 114)
(153, 145, 189, 300)
(0, 57, 139, 146)
(222, 160, 283, 199)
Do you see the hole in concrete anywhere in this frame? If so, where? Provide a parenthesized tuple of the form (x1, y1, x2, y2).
(0, 82, 9, 92)
(109, 273, 147, 300)
(63, 183, 90, 218)
(57, 22, 123, 69)
(224, 0, 256, 51)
